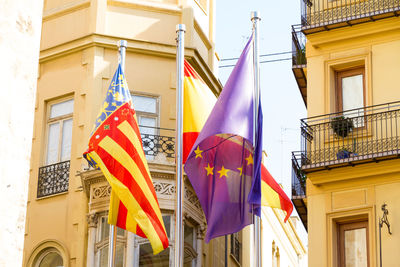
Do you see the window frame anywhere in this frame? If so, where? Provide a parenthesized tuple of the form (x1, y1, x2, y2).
(33, 247, 64, 267)
(131, 92, 160, 133)
(44, 97, 74, 166)
(95, 215, 127, 267)
(337, 220, 369, 267)
(230, 231, 242, 264)
(135, 213, 174, 267)
(335, 67, 366, 113)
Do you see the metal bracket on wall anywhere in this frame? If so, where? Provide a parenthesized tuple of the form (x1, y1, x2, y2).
(379, 203, 392, 267)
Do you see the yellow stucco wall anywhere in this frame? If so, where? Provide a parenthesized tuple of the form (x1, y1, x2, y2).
(305, 16, 400, 267)
(23, 0, 224, 266)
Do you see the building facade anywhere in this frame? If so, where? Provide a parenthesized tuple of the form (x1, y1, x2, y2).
(21, 0, 244, 266)
(291, 1, 400, 266)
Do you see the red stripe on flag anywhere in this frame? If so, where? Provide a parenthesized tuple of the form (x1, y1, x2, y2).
(114, 124, 158, 201)
(97, 147, 168, 248)
(183, 132, 200, 163)
(136, 225, 146, 237)
(261, 164, 293, 222)
(116, 201, 128, 230)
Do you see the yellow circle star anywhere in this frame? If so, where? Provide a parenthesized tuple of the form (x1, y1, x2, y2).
(204, 164, 214, 176)
(217, 166, 230, 178)
(194, 146, 203, 159)
(245, 154, 254, 166)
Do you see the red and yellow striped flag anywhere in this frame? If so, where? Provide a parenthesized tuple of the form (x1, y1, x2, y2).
(261, 164, 293, 222)
(84, 64, 168, 254)
(183, 60, 217, 163)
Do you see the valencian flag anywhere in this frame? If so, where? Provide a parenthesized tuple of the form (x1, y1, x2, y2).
(183, 60, 216, 163)
(184, 35, 264, 242)
(84, 65, 168, 254)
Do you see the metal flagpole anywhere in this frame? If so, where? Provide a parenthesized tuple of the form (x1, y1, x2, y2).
(174, 24, 186, 267)
(251, 11, 262, 267)
(107, 39, 127, 267)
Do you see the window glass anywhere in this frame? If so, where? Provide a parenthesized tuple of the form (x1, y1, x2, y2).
(99, 243, 124, 267)
(139, 117, 157, 135)
(342, 74, 363, 111)
(100, 217, 125, 240)
(60, 119, 73, 161)
(37, 251, 63, 267)
(46, 123, 60, 165)
(132, 95, 157, 114)
(344, 228, 367, 267)
(50, 99, 74, 118)
(184, 225, 194, 247)
(162, 215, 171, 238)
(139, 243, 170, 266)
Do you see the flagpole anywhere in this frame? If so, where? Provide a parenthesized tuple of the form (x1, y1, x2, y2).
(175, 24, 186, 267)
(107, 39, 127, 267)
(251, 11, 262, 267)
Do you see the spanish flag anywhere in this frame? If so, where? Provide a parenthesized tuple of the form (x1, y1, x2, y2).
(261, 164, 293, 222)
(183, 60, 216, 163)
(84, 64, 168, 254)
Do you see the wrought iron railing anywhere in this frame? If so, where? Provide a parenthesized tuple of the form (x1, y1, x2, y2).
(230, 234, 241, 263)
(292, 25, 306, 67)
(292, 152, 306, 198)
(139, 126, 175, 159)
(301, 0, 400, 30)
(37, 160, 70, 198)
(300, 101, 400, 169)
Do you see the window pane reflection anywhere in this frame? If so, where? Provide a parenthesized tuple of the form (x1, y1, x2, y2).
(139, 244, 169, 267)
(345, 228, 367, 267)
(38, 251, 63, 267)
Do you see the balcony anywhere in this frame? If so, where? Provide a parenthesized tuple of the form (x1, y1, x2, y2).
(301, 0, 400, 34)
(291, 152, 308, 230)
(140, 126, 175, 160)
(37, 160, 70, 198)
(291, 25, 307, 106)
(299, 101, 400, 171)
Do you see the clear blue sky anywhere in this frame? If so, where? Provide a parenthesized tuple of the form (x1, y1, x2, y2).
(215, 1, 308, 240)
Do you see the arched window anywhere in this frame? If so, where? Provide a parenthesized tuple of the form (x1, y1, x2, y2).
(34, 247, 63, 267)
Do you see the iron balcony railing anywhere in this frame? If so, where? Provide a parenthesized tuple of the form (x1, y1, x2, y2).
(292, 25, 307, 67)
(292, 152, 306, 198)
(300, 101, 400, 170)
(291, 152, 308, 230)
(140, 126, 175, 159)
(301, 0, 400, 31)
(37, 160, 70, 198)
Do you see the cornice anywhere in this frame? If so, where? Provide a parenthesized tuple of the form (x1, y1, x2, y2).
(38, 33, 222, 93)
(39, 34, 178, 63)
(43, 0, 90, 22)
(108, 0, 181, 15)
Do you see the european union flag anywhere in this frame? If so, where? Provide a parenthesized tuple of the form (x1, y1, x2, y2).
(184, 35, 262, 242)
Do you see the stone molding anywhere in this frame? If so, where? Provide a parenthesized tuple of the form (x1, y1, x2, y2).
(86, 213, 99, 228)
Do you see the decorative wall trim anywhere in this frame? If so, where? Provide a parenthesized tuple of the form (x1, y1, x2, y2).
(26, 239, 70, 267)
(80, 169, 205, 224)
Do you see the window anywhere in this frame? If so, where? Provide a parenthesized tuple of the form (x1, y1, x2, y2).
(336, 67, 365, 128)
(338, 221, 369, 267)
(131, 94, 159, 135)
(45, 99, 74, 165)
(336, 67, 365, 112)
(184, 223, 197, 267)
(138, 214, 172, 266)
(131, 94, 159, 160)
(96, 217, 126, 267)
(230, 232, 241, 264)
(34, 248, 63, 267)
